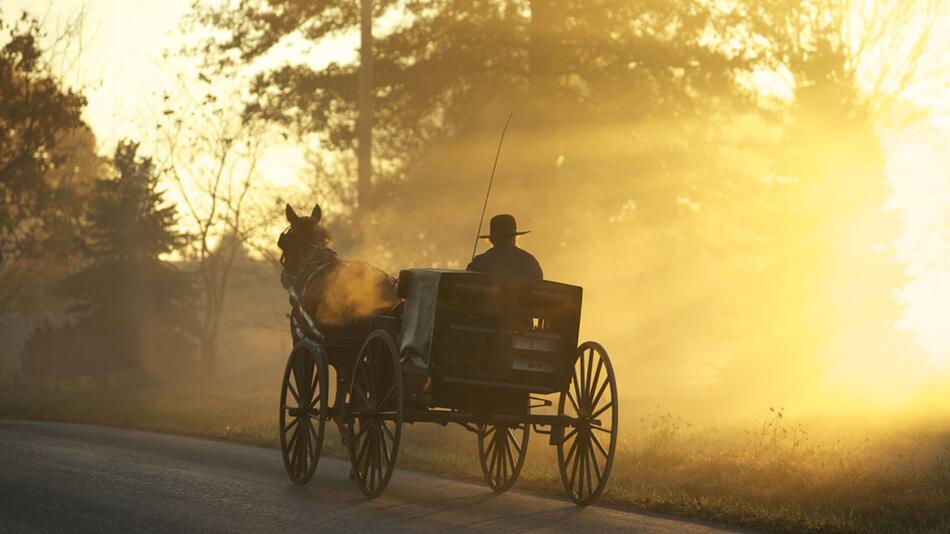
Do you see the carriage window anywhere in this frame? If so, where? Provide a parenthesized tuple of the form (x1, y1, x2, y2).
(531, 317, 548, 331)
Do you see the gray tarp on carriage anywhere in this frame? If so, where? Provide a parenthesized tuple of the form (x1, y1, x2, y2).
(398, 269, 582, 394)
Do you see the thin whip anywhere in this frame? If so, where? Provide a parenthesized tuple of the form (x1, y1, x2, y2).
(471, 111, 514, 262)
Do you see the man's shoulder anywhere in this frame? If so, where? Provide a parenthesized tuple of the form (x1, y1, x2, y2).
(513, 246, 540, 262)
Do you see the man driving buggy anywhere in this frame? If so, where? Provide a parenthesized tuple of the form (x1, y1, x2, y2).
(467, 214, 543, 279)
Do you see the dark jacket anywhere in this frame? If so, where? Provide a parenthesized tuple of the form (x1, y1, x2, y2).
(466, 242, 543, 279)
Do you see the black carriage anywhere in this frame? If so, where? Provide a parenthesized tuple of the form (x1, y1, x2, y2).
(279, 268, 618, 505)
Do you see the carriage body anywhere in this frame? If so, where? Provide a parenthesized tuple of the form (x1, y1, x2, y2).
(397, 269, 582, 413)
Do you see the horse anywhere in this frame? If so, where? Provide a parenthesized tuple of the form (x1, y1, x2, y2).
(277, 203, 400, 342)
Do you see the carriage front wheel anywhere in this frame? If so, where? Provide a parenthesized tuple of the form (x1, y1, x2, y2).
(345, 330, 404, 498)
(279, 341, 329, 485)
(557, 341, 619, 505)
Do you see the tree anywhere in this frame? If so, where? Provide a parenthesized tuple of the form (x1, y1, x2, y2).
(24, 141, 193, 377)
(0, 11, 93, 260)
(151, 67, 266, 376)
(192, 1, 753, 260)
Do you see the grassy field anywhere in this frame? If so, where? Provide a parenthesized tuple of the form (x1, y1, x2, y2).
(2, 379, 948, 534)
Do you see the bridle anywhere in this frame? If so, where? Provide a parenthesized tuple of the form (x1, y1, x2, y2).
(278, 225, 338, 292)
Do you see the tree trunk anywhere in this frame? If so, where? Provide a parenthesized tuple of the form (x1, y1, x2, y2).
(524, 0, 563, 234)
(356, 0, 374, 225)
(201, 335, 216, 377)
(528, 0, 558, 106)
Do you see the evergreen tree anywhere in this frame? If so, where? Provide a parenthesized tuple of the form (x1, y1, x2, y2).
(70, 140, 188, 328)
(21, 142, 192, 378)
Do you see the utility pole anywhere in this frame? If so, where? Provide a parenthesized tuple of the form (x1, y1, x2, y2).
(356, 0, 374, 223)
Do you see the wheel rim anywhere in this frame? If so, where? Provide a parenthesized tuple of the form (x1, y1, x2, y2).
(557, 342, 618, 505)
(477, 423, 529, 493)
(279, 343, 327, 485)
(346, 331, 402, 498)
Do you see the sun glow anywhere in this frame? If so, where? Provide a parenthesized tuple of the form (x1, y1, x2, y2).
(885, 122, 950, 367)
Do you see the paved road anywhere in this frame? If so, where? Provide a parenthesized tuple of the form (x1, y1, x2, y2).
(0, 421, 748, 533)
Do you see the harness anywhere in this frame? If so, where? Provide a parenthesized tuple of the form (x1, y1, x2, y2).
(278, 227, 399, 341)
(278, 228, 338, 340)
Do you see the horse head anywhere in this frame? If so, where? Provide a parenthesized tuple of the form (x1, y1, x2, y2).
(278, 203, 333, 278)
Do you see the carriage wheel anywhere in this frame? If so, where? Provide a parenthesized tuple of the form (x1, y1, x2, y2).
(279, 342, 328, 485)
(477, 422, 530, 493)
(345, 330, 403, 498)
(557, 342, 618, 506)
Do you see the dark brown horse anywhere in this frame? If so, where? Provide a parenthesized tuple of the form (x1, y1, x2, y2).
(278, 203, 399, 340)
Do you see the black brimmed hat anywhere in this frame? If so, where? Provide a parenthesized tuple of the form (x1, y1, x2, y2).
(479, 214, 531, 239)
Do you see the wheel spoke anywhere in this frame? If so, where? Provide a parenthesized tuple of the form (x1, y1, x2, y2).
(567, 389, 581, 415)
(561, 426, 578, 445)
(352, 381, 369, 407)
(382, 422, 396, 445)
(488, 440, 498, 484)
(584, 441, 594, 497)
(590, 424, 612, 434)
(356, 426, 371, 474)
(282, 416, 299, 434)
(295, 358, 310, 398)
(366, 432, 376, 490)
(306, 420, 318, 452)
(590, 379, 610, 415)
(485, 430, 498, 459)
(589, 439, 603, 481)
(501, 437, 509, 482)
(378, 384, 397, 408)
(571, 365, 583, 408)
(583, 348, 595, 404)
(569, 439, 582, 493)
(372, 430, 381, 490)
(504, 435, 516, 476)
(379, 423, 392, 465)
(287, 423, 300, 451)
(564, 433, 581, 474)
(358, 360, 373, 403)
(377, 428, 386, 475)
(591, 401, 614, 421)
(287, 380, 300, 404)
(353, 422, 370, 444)
(588, 357, 604, 402)
(507, 428, 522, 455)
(292, 426, 304, 475)
(304, 425, 313, 466)
(590, 431, 609, 459)
(310, 362, 320, 395)
(578, 349, 586, 397)
(498, 434, 506, 483)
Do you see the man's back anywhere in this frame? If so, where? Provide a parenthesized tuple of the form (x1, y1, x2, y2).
(467, 242, 543, 279)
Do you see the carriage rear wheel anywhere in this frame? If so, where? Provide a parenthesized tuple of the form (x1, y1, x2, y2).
(345, 330, 403, 498)
(279, 341, 329, 485)
(557, 342, 618, 506)
(477, 422, 530, 493)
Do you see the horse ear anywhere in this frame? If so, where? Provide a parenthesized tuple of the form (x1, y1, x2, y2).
(285, 203, 299, 224)
(311, 204, 322, 222)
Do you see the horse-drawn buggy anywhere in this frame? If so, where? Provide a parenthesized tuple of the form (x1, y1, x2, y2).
(277, 204, 618, 505)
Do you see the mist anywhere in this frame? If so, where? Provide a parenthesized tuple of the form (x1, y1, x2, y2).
(2, 1, 949, 530)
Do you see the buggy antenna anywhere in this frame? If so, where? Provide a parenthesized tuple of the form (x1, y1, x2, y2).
(471, 111, 514, 262)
